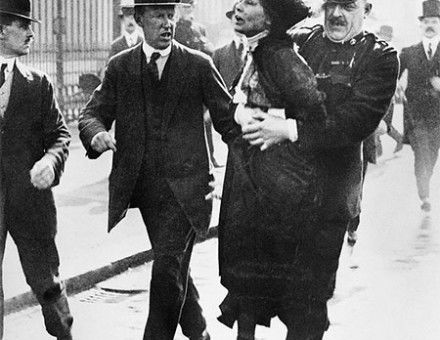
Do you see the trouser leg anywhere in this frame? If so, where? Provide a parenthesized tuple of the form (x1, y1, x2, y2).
(346, 160, 368, 243)
(204, 112, 219, 167)
(427, 127, 440, 185)
(179, 274, 207, 338)
(137, 178, 207, 340)
(0, 225, 6, 340)
(236, 312, 256, 340)
(279, 299, 328, 340)
(410, 127, 433, 200)
(12, 235, 73, 338)
(144, 241, 194, 340)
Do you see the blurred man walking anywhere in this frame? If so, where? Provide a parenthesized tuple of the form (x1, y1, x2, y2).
(399, 0, 440, 212)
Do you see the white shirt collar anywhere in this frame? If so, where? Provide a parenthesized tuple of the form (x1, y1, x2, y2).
(233, 34, 246, 50)
(142, 42, 172, 61)
(124, 31, 140, 46)
(423, 36, 440, 52)
(246, 30, 269, 52)
(0, 56, 16, 73)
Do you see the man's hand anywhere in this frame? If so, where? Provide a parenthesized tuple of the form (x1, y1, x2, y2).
(30, 156, 55, 190)
(431, 76, 440, 92)
(242, 112, 290, 151)
(91, 131, 117, 153)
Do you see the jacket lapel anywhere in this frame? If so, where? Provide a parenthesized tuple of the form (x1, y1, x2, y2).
(126, 45, 146, 129)
(432, 42, 440, 66)
(4, 61, 32, 123)
(415, 43, 432, 73)
(160, 42, 187, 138)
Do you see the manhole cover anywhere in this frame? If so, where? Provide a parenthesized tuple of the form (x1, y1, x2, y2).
(77, 288, 142, 304)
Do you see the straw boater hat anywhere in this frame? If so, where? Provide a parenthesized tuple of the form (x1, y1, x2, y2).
(119, 0, 135, 17)
(0, 0, 39, 23)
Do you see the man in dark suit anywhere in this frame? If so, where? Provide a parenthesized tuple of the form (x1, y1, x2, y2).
(78, 0, 237, 339)
(244, 0, 398, 336)
(400, 0, 440, 212)
(0, 1, 72, 339)
(212, 4, 246, 91)
(108, 0, 144, 59)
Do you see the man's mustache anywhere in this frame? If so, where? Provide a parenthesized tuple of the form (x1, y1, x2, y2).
(426, 27, 436, 33)
(328, 17, 346, 26)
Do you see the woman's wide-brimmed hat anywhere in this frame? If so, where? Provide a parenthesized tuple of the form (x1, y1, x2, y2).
(0, 0, 39, 23)
(261, 0, 310, 32)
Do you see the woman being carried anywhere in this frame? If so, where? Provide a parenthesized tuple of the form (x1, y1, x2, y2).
(218, 0, 327, 339)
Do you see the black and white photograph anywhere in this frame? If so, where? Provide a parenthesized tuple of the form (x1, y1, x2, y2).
(0, 0, 439, 339)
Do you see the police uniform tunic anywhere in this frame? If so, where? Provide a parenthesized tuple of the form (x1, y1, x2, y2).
(293, 25, 398, 304)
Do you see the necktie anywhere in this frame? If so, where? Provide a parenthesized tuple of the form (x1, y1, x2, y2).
(237, 41, 245, 61)
(0, 64, 7, 88)
(148, 52, 161, 82)
(428, 43, 433, 60)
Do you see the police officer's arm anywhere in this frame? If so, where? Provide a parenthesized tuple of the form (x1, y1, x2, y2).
(78, 59, 118, 159)
(200, 56, 240, 143)
(297, 48, 399, 150)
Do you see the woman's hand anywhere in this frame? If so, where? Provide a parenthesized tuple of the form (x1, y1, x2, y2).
(242, 112, 290, 151)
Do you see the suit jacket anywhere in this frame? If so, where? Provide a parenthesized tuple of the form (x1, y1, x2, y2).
(212, 41, 244, 91)
(400, 42, 440, 127)
(0, 62, 70, 239)
(295, 26, 399, 221)
(108, 34, 143, 60)
(79, 41, 237, 235)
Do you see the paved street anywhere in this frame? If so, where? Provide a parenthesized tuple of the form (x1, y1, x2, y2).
(4, 112, 440, 339)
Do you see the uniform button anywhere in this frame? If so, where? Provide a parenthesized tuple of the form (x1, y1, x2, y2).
(350, 38, 356, 45)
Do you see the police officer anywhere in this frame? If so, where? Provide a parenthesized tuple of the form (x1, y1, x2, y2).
(399, 0, 440, 212)
(243, 0, 399, 336)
